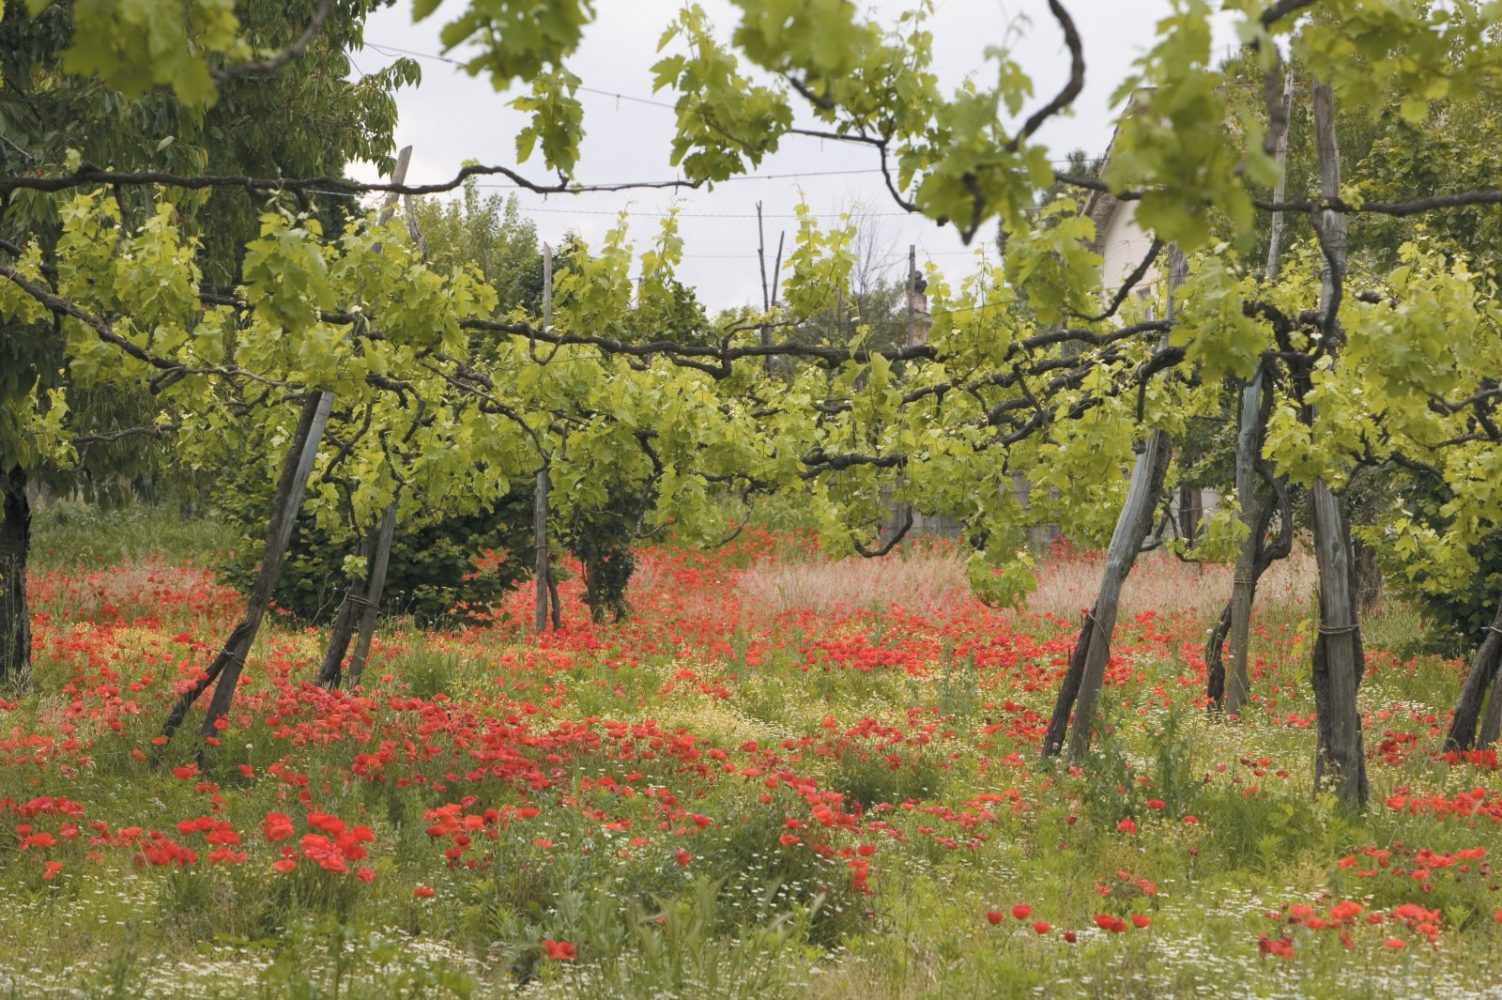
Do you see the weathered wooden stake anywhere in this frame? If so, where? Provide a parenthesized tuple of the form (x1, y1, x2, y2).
(0, 465, 32, 691)
(158, 391, 333, 749)
(1308, 81, 1368, 810)
(347, 498, 397, 688)
(1446, 597, 1502, 750)
(534, 243, 555, 633)
(1044, 248, 1184, 761)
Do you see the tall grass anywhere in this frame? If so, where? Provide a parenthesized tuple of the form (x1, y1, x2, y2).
(735, 537, 1321, 623)
(735, 545, 971, 615)
(30, 501, 230, 571)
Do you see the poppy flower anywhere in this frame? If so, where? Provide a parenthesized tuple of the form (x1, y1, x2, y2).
(542, 939, 576, 961)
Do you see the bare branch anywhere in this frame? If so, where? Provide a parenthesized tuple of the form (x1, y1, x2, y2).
(1069, 237, 1163, 323)
(75, 422, 181, 445)
(1261, 0, 1320, 29)
(1009, 0, 1085, 152)
(212, 0, 335, 83)
(853, 507, 913, 558)
(0, 162, 700, 200)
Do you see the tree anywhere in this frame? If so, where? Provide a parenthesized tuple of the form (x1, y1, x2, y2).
(0, 0, 417, 685)
(408, 180, 545, 316)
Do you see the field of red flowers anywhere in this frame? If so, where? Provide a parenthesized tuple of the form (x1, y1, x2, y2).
(4, 515, 1502, 997)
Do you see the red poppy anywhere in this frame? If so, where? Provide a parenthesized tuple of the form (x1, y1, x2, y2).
(542, 939, 576, 961)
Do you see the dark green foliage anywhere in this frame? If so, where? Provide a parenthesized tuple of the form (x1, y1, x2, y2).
(1391, 474, 1502, 655)
(217, 480, 536, 627)
(567, 486, 649, 624)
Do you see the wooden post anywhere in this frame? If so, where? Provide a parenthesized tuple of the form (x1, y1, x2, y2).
(0, 465, 31, 691)
(1446, 596, 1502, 749)
(771, 232, 785, 310)
(347, 499, 397, 688)
(757, 202, 771, 354)
(1044, 248, 1184, 761)
(905, 245, 916, 347)
(1047, 426, 1173, 762)
(1263, 65, 1296, 283)
(159, 391, 334, 750)
(1308, 81, 1368, 810)
(1224, 367, 1266, 714)
(755, 203, 785, 374)
(535, 243, 554, 633)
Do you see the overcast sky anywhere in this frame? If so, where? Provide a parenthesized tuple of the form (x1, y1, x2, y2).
(348, 1, 1238, 311)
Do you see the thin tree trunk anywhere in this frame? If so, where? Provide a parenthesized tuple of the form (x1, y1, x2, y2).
(346, 499, 396, 688)
(1208, 63, 1297, 715)
(546, 560, 561, 631)
(0, 465, 32, 690)
(1176, 485, 1201, 548)
(1352, 539, 1382, 612)
(316, 522, 376, 688)
(1308, 81, 1368, 810)
(1446, 596, 1502, 750)
(534, 241, 555, 633)
(158, 393, 332, 748)
(534, 467, 552, 632)
(1210, 368, 1266, 712)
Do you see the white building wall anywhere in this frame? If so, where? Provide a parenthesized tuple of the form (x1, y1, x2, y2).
(1097, 199, 1159, 298)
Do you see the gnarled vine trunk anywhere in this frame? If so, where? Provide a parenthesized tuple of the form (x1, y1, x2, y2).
(316, 519, 377, 689)
(1206, 63, 1297, 716)
(1205, 367, 1292, 715)
(1445, 595, 1502, 751)
(0, 465, 31, 690)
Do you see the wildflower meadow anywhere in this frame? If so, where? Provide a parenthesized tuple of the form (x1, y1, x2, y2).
(3, 510, 1501, 997)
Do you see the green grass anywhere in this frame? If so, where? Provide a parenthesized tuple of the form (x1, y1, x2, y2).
(5, 527, 1502, 998)
(30, 501, 230, 571)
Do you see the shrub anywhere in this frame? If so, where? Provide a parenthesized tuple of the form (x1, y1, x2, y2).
(215, 475, 535, 626)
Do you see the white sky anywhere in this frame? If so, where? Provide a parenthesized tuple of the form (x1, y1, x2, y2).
(348, 1, 1238, 311)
